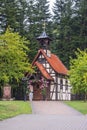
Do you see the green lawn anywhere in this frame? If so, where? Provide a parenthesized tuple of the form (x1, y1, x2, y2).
(64, 101, 87, 114)
(0, 101, 32, 120)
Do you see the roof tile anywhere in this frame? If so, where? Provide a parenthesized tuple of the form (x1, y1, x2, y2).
(33, 49, 68, 75)
(35, 61, 53, 80)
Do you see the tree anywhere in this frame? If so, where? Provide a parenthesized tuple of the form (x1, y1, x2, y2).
(0, 0, 52, 62)
(15, 0, 28, 36)
(69, 49, 87, 101)
(78, 0, 87, 50)
(0, 28, 33, 85)
(52, 0, 74, 68)
(0, 0, 28, 35)
(0, 0, 18, 33)
(70, 0, 87, 52)
(52, 0, 87, 69)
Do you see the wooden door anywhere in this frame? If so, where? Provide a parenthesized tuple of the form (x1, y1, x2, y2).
(33, 85, 43, 100)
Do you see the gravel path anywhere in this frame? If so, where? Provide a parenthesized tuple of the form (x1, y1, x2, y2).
(31, 101, 82, 115)
(0, 101, 87, 130)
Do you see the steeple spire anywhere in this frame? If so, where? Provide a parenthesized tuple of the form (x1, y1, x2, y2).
(36, 30, 52, 50)
(36, 21, 52, 57)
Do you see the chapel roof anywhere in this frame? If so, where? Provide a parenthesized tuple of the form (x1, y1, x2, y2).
(32, 49, 68, 76)
(35, 61, 53, 80)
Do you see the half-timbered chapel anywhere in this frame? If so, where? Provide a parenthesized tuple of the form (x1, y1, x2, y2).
(28, 30, 71, 101)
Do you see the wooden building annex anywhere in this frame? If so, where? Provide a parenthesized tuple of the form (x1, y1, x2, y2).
(27, 31, 72, 101)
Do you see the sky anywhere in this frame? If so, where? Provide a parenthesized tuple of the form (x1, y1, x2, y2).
(48, 0, 55, 6)
(48, 0, 56, 14)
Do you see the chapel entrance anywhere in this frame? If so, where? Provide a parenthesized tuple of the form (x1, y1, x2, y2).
(33, 84, 50, 100)
(28, 74, 51, 100)
(33, 85, 43, 100)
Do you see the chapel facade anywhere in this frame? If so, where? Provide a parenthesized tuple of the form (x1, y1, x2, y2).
(28, 31, 71, 101)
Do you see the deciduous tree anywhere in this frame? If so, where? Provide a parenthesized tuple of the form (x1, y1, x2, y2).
(0, 28, 33, 85)
(69, 49, 87, 101)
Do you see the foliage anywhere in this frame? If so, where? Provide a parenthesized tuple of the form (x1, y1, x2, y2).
(52, 0, 73, 68)
(65, 101, 87, 114)
(41, 87, 46, 96)
(0, 0, 87, 69)
(0, 0, 18, 33)
(0, 101, 32, 120)
(52, 0, 87, 68)
(0, 0, 27, 35)
(69, 49, 87, 100)
(0, 0, 51, 62)
(0, 28, 33, 85)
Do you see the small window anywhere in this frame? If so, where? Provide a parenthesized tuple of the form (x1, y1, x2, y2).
(65, 80, 68, 90)
(38, 58, 45, 63)
(60, 78, 63, 84)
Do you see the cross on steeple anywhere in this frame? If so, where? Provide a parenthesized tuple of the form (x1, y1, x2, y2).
(43, 20, 46, 32)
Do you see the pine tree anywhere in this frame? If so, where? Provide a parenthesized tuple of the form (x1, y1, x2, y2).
(52, 0, 87, 68)
(0, 0, 28, 35)
(16, 0, 28, 36)
(70, 0, 87, 55)
(52, 0, 73, 68)
(0, 0, 19, 33)
(78, 0, 87, 49)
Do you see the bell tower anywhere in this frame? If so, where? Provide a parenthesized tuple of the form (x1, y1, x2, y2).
(37, 22, 52, 57)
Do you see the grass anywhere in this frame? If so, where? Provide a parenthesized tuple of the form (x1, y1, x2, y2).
(64, 101, 87, 115)
(0, 101, 32, 120)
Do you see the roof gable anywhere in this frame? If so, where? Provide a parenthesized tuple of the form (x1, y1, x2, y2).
(35, 62, 53, 80)
(32, 49, 68, 75)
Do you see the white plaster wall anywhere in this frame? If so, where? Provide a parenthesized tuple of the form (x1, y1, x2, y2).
(50, 84, 56, 92)
(58, 78, 60, 84)
(63, 78, 65, 85)
(59, 93, 63, 100)
(57, 92, 71, 101)
(58, 93, 60, 100)
(50, 73, 55, 77)
(52, 70, 55, 73)
(63, 79, 66, 85)
(50, 78, 72, 101)
(67, 87, 71, 93)
(68, 94, 71, 100)
(53, 77, 56, 81)
(43, 63, 45, 67)
(47, 50, 51, 57)
(63, 86, 65, 92)
(39, 55, 41, 58)
(46, 68, 50, 73)
(46, 63, 50, 68)
(58, 85, 60, 92)
(63, 93, 66, 100)
(63, 93, 69, 100)
(50, 92, 56, 100)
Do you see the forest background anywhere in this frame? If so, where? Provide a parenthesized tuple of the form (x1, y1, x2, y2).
(0, 0, 87, 69)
